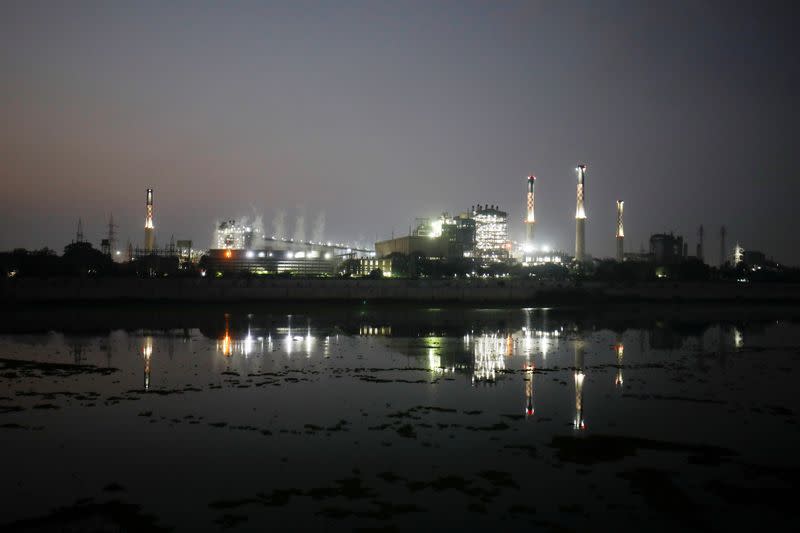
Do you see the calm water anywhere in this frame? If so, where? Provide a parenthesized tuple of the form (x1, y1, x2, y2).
(1, 304, 798, 531)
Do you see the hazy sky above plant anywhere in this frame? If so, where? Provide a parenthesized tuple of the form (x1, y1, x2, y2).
(1, 1, 797, 262)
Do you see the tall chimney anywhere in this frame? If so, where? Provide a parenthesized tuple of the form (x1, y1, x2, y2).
(75, 218, 84, 243)
(575, 165, 587, 263)
(144, 188, 155, 252)
(616, 200, 624, 262)
(526, 175, 536, 245)
(719, 225, 726, 267)
(697, 225, 704, 263)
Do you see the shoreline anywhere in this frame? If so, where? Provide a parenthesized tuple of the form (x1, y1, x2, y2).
(4, 277, 800, 304)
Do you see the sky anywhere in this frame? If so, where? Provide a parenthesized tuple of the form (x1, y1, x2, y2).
(1, 0, 798, 264)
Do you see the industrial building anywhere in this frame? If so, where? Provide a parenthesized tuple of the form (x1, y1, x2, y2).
(375, 235, 450, 259)
(376, 212, 475, 260)
(649, 233, 687, 265)
(201, 248, 340, 276)
(215, 220, 254, 250)
(520, 248, 570, 266)
(346, 257, 394, 277)
(742, 250, 767, 267)
(472, 204, 509, 261)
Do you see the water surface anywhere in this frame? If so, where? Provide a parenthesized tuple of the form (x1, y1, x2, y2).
(1, 304, 798, 531)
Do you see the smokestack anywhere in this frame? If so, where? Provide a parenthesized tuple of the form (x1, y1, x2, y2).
(719, 225, 726, 267)
(616, 200, 624, 262)
(575, 165, 587, 263)
(525, 175, 536, 245)
(697, 225, 704, 263)
(144, 188, 155, 252)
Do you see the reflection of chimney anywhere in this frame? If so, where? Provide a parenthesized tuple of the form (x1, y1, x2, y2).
(144, 188, 155, 252)
(142, 336, 153, 391)
(524, 362, 535, 417)
(573, 340, 585, 430)
(575, 165, 587, 263)
(525, 176, 536, 245)
(616, 200, 624, 262)
(719, 225, 726, 267)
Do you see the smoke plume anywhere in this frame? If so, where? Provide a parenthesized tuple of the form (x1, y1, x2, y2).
(272, 210, 286, 238)
(293, 208, 306, 243)
(311, 211, 326, 243)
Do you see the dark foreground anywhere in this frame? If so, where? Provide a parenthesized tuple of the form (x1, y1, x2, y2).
(1, 303, 798, 531)
(5, 277, 800, 303)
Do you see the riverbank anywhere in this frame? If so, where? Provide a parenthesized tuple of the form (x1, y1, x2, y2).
(4, 277, 800, 304)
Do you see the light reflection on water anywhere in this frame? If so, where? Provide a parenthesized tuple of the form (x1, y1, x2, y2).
(1, 306, 799, 531)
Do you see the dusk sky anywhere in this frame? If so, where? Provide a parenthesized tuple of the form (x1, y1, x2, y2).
(1, 1, 797, 263)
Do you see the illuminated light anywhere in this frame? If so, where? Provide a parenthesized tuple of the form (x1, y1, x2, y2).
(224, 249, 232, 259)
(115, 251, 121, 256)
(246, 250, 255, 258)
(324, 252, 332, 260)
(307, 251, 319, 258)
(200, 269, 207, 277)
(523, 244, 534, 253)
(258, 251, 265, 258)
(286, 251, 294, 259)
(295, 251, 305, 259)
(430, 219, 443, 238)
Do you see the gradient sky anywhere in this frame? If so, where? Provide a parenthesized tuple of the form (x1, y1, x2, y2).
(1, 1, 797, 263)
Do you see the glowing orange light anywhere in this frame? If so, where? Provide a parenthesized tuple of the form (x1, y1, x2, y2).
(222, 334, 231, 356)
(225, 249, 232, 259)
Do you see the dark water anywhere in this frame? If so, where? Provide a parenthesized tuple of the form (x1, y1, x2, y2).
(1, 304, 798, 531)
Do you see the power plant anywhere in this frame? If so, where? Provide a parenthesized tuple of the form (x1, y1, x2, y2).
(525, 175, 536, 245)
(144, 188, 155, 252)
(63, 170, 766, 277)
(575, 165, 587, 263)
(616, 200, 624, 262)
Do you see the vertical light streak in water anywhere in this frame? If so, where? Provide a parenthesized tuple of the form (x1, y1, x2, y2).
(142, 336, 153, 391)
(574, 339, 585, 430)
(473, 334, 506, 384)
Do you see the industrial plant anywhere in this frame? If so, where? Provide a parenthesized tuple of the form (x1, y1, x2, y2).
(12, 163, 779, 282)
